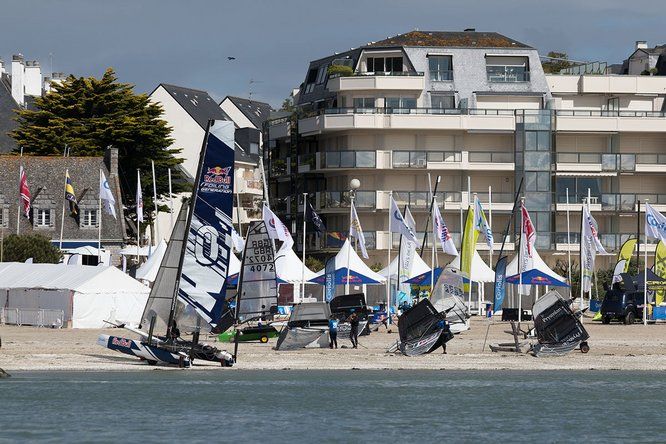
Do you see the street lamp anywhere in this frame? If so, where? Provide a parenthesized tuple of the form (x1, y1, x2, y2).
(346, 178, 360, 294)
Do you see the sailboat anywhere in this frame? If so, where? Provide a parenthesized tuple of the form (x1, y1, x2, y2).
(390, 298, 453, 356)
(98, 120, 237, 367)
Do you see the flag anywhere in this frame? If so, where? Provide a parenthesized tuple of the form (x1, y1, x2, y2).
(492, 255, 508, 313)
(306, 202, 326, 233)
(350, 202, 369, 259)
(324, 256, 336, 302)
(645, 203, 666, 244)
(655, 241, 666, 305)
(460, 204, 479, 291)
(99, 170, 117, 219)
(581, 202, 607, 293)
(19, 165, 31, 217)
(262, 204, 294, 250)
(136, 172, 144, 223)
(399, 206, 417, 296)
(518, 203, 536, 295)
(433, 198, 458, 256)
(474, 197, 494, 250)
(64, 170, 79, 216)
(611, 238, 637, 284)
(389, 196, 417, 243)
(231, 227, 245, 253)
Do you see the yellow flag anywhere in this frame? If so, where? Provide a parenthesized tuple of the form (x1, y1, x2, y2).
(460, 204, 479, 292)
(655, 241, 666, 305)
(618, 238, 637, 273)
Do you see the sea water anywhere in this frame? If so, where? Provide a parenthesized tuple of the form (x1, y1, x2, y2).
(0, 370, 663, 443)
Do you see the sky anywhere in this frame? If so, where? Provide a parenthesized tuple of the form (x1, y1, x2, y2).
(0, 0, 664, 108)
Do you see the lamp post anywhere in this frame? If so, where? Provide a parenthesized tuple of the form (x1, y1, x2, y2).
(346, 178, 360, 294)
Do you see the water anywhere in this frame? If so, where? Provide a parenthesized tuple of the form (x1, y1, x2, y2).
(1, 370, 664, 443)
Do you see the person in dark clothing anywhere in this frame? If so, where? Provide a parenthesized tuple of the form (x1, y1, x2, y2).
(328, 316, 339, 349)
(168, 320, 181, 343)
(348, 312, 359, 348)
(436, 319, 448, 354)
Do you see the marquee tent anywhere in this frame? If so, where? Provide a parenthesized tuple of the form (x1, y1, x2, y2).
(506, 269, 569, 287)
(309, 240, 386, 285)
(506, 247, 563, 282)
(449, 250, 495, 283)
(378, 253, 431, 280)
(275, 245, 318, 284)
(0, 263, 150, 328)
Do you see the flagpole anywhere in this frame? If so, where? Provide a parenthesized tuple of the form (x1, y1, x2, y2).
(519, 197, 525, 329)
(488, 185, 493, 266)
(468, 192, 476, 317)
(566, 187, 573, 297)
(431, 197, 437, 293)
(17, 147, 23, 235)
(151, 160, 159, 245)
(579, 197, 586, 322)
(168, 168, 174, 233)
(58, 168, 68, 250)
(346, 194, 354, 295)
(137, 169, 141, 265)
(387, 191, 392, 320)
(301, 193, 307, 303)
(639, 199, 644, 325)
(98, 169, 102, 263)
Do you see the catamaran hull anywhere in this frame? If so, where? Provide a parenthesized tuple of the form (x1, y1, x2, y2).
(98, 334, 190, 367)
(398, 329, 453, 357)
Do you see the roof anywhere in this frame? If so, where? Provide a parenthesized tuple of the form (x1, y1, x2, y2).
(0, 262, 149, 294)
(158, 83, 227, 130)
(638, 44, 666, 55)
(367, 31, 532, 49)
(309, 239, 386, 285)
(0, 73, 19, 153)
(224, 96, 273, 129)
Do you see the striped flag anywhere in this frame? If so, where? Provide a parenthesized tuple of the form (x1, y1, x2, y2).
(433, 198, 458, 256)
(19, 165, 31, 217)
(64, 170, 79, 216)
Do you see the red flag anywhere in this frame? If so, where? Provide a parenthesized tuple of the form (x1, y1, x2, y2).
(19, 165, 31, 217)
(521, 202, 535, 257)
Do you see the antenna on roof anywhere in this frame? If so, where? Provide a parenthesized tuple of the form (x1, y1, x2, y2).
(248, 78, 263, 100)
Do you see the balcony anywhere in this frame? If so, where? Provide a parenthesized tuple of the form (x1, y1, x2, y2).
(556, 152, 666, 173)
(297, 153, 316, 173)
(235, 176, 263, 195)
(318, 191, 377, 212)
(267, 116, 290, 139)
(298, 108, 517, 135)
(321, 151, 378, 169)
(327, 71, 425, 92)
(269, 157, 290, 178)
(554, 110, 666, 133)
(554, 232, 659, 253)
(554, 193, 666, 213)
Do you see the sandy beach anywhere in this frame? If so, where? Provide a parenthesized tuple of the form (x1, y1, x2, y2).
(2, 318, 666, 372)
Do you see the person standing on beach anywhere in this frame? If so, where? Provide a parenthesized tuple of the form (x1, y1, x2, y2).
(329, 316, 338, 349)
(348, 311, 359, 348)
(437, 319, 448, 354)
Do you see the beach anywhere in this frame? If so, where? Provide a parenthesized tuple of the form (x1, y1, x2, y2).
(2, 318, 666, 372)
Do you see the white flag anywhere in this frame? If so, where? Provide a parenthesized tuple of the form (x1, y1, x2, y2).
(433, 198, 458, 256)
(262, 204, 294, 250)
(474, 197, 494, 250)
(231, 227, 245, 253)
(645, 202, 666, 244)
(99, 171, 117, 219)
(136, 171, 144, 223)
(581, 203, 607, 293)
(389, 196, 417, 244)
(350, 202, 369, 259)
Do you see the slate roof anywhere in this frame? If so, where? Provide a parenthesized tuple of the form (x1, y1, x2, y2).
(367, 31, 532, 49)
(0, 73, 19, 154)
(157, 83, 227, 130)
(0, 153, 125, 244)
(224, 96, 273, 129)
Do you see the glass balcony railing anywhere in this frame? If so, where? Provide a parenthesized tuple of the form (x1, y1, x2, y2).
(468, 151, 514, 163)
(556, 152, 602, 164)
(322, 191, 376, 209)
(554, 152, 662, 171)
(322, 151, 376, 169)
(636, 153, 666, 164)
(392, 191, 462, 209)
(426, 151, 462, 163)
(555, 110, 666, 118)
(486, 69, 530, 83)
(429, 69, 454, 81)
(319, 107, 515, 116)
(297, 153, 316, 170)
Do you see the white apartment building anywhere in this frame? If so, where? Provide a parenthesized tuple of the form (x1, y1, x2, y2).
(266, 30, 666, 275)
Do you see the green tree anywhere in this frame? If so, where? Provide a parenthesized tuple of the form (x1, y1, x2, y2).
(280, 96, 295, 113)
(305, 255, 324, 272)
(10, 68, 188, 230)
(1, 234, 62, 263)
(542, 51, 573, 74)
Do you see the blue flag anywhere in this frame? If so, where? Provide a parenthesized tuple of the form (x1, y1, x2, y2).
(325, 256, 336, 302)
(492, 255, 508, 313)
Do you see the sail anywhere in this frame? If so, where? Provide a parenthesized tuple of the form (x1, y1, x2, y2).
(237, 221, 278, 321)
(140, 201, 189, 334)
(175, 120, 236, 332)
(430, 267, 468, 324)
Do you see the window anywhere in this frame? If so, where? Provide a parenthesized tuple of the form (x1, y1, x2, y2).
(393, 151, 410, 168)
(428, 55, 453, 81)
(81, 209, 98, 228)
(304, 67, 318, 93)
(431, 94, 455, 110)
(316, 65, 327, 84)
(486, 56, 529, 82)
(35, 208, 51, 227)
(353, 97, 375, 112)
(386, 97, 416, 113)
(607, 97, 619, 113)
(0, 208, 4, 227)
(250, 142, 259, 155)
(367, 56, 403, 73)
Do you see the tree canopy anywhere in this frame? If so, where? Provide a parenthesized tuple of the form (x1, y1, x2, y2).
(11, 68, 188, 228)
(1, 234, 62, 263)
(541, 51, 573, 74)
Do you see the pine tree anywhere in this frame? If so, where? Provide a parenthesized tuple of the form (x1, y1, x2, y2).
(10, 68, 188, 229)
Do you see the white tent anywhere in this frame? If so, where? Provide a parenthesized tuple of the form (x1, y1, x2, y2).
(0, 263, 150, 328)
(378, 253, 431, 280)
(135, 240, 167, 283)
(506, 247, 564, 282)
(449, 250, 495, 282)
(310, 240, 386, 284)
(63, 246, 111, 266)
(119, 245, 152, 257)
(275, 246, 317, 284)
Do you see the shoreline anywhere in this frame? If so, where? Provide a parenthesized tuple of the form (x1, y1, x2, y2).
(2, 318, 666, 372)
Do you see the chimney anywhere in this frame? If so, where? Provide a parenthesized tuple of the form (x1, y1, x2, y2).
(24, 60, 42, 96)
(11, 54, 25, 107)
(636, 40, 648, 50)
(104, 146, 119, 178)
(0, 59, 5, 76)
(43, 76, 51, 93)
(50, 72, 66, 88)
(464, 28, 476, 32)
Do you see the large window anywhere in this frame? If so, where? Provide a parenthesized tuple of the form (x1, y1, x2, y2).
(431, 94, 455, 110)
(556, 177, 602, 203)
(304, 67, 318, 93)
(385, 97, 417, 113)
(353, 97, 375, 112)
(486, 56, 529, 82)
(367, 56, 403, 73)
(35, 208, 51, 227)
(428, 55, 453, 81)
(81, 209, 98, 228)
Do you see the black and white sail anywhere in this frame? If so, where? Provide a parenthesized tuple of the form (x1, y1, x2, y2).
(236, 221, 278, 322)
(532, 291, 590, 357)
(430, 267, 469, 330)
(396, 298, 452, 356)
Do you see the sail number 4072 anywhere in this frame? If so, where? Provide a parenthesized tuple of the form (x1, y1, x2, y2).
(249, 264, 275, 272)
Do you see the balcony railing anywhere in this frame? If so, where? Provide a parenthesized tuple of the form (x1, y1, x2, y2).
(322, 191, 376, 209)
(319, 107, 515, 116)
(468, 151, 514, 163)
(297, 153, 316, 170)
(322, 151, 376, 169)
(555, 110, 666, 118)
(426, 151, 462, 163)
(393, 191, 462, 209)
(487, 70, 530, 83)
(429, 69, 453, 81)
(555, 152, 666, 171)
(330, 71, 425, 79)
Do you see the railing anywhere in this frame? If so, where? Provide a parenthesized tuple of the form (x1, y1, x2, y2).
(267, 116, 290, 126)
(556, 152, 602, 164)
(321, 191, 376, 209)
(297, 153, 316, 170)
(426, 151, 462, 163)
(0, 308, 64, 328)
(487, 71, 530, 83)
(270, 158, 289, 177)
(330, 71, 425, 79)
(556, 153, 646, 171)
(429, 69, 454, 81)
(322, 151, 376, 169)
(636, 153, 666, 164)
(320, 107, 515, 116)
(468, 151, 514, 163)
(555, 110, 666, 118)
(475, 192, 514, 204)
(393, 191, 462, 208)
(393, 151, 427, 168)
(554, 233, 657, 250)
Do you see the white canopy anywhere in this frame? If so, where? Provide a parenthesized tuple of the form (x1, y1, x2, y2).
(506, 247, 565, 282)
(311, 239, 386, 284)
(64, 246, 101, 256)
(275, 245, 317, 283)
(0, 263, 150, 328)
(378, 253, 431, 279)
(119, 245, 152, 257)
(135, 240, 167, 283)
(449, 250, 495, 283)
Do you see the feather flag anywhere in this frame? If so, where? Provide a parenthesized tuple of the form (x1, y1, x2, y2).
(389, 196, 417, 244)
(460, 204, 479, 291)
(611, 238, 637, 284)
(645, 203, 666, 245)
(474, 197, 494, 251)
(433, 198, 458, 256)
(581, 202, 607, 293)
(518, 202, 536, 295)
(136, 171, 144, 223)
(655, 241, 666, 305)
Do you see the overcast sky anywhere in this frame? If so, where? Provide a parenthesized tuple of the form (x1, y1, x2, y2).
(1, 0, 663, 108)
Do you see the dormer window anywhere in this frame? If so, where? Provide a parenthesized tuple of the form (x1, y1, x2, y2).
(367, 56, 403, 73)
(35, 208, 52, 227)
(486, 56, 529, 82)
(81, 209, 98, 228)
(304, 67, 318, 93)
(428, 55, 453, 81)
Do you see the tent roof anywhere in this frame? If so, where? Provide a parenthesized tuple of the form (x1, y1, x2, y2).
(404, 267, 443, 286)
(275, 245, 317, 283)
(506, 269, 569, 287)
(119, 245, 152, 256)
(378, 253, 431, 279)
(0, 263, 149, 294)
(449, 250, 495, 282)
(64, 246, 102, 256)
(310, 240, 386, 284)
(506, 247, 564, 282)
(135, 240, 167, 283)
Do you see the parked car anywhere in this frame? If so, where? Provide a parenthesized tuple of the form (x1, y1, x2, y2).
(600, 287, 644, 325)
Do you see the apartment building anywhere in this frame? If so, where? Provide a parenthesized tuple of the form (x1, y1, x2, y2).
(265, 29, 666, 274)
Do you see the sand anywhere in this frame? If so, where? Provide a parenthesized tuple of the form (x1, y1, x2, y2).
(2, 318, 666, 372)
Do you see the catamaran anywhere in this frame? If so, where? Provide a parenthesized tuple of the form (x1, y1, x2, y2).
(389, 298, 453, 356)
(98, 120, 238, 367)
